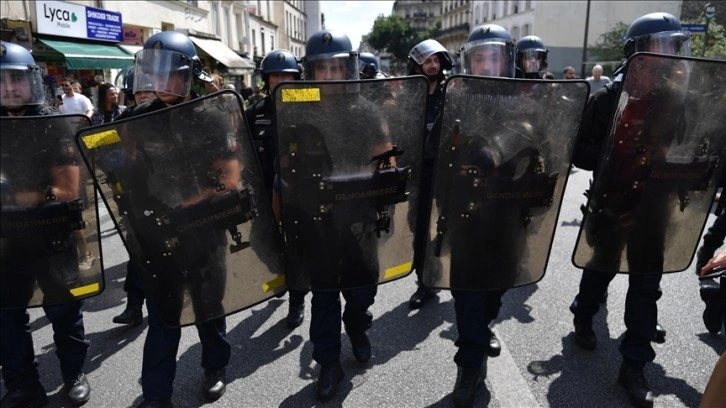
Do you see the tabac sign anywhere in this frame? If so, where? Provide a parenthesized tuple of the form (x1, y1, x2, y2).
(35, 0, 123, 42)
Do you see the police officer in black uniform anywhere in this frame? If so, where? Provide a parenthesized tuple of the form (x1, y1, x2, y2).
(286, 30, 381, 401)
(445, 25, 519, 408)
(516, 35, 549, 80)
(358, 52, 387, 79)
(405, 39, 453, 309)
(115, 31, 231, 407)
(0, 41, 91, 407)
(110, 66, 157, 327)
(569, 12, 692, 407)
(245, 49, 308, 328)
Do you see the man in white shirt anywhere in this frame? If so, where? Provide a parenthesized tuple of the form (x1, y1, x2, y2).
(58, 78, 93, 117)
(585, 64, 611, 93)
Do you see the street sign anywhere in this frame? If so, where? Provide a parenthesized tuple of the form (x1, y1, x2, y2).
(682, 24, 708, 33)
(705, 4, 716, 20)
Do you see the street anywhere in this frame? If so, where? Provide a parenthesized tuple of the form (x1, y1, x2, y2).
(7, 166, 724, 408)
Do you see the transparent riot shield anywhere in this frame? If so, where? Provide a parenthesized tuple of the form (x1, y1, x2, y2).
(1, 114, 103, 308)
(424, 76, 590, 291)
(76, 91, 285, 327)
(274, 77, 428, 290)
(573, 53, 726, 274)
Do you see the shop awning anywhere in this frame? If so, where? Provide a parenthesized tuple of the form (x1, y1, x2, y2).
(117, 44, 143, 57)
(189, 36, 255, 72)
(38, 38, 134, 70)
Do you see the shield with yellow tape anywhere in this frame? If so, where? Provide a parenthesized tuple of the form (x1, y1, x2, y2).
(75, 91, 285, 327)
(1, 114, 104, 308)
(274, 77, 428, 290)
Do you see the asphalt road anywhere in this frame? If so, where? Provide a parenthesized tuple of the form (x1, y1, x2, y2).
(5, 167, 724, 408)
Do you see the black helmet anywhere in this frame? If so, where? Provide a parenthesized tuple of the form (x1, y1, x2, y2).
(302, 30, 358, 80)
(516, 35, 548, 75)
(358, 52, 385, 79)
(461, 24, 516, 78)
(261, 49, 301, 89)
(623, 12, 691, 58)
(407, 39, 453, 76)
(0, 41, 45, 107)
(115, 64, 135, 97)
(134, 31, 211, 97)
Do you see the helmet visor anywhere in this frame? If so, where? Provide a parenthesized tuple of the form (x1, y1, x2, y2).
(303, 55, 359, 81)
(134, 49, 192, 97)
(462, 42, 515, 78)
(518, 49, 548, 74)
(632, 30, 691, 57)
(0, 67, 45, 107)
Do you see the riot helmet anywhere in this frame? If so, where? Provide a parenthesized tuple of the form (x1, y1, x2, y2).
(115, 64, 135, 99)
(516, 35, 549, 75)
(623, 12, 691, 58)
(407, 39, 453, 77)
(134, 31, 212, 97)
(260, 49, 301, 91)
(302, 30, 358, 80)
(358, 52, 385, 79)
(461, 24, 516, 78)
(0, 41, 45, 108)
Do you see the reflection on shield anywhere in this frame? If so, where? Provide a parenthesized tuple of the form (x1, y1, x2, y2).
(76, 91, 285, 327)
(274, 77, 428, 290)
(573, 53, 726, 274)
(1, 114, 104, 308)
(424, 75, 589, 291)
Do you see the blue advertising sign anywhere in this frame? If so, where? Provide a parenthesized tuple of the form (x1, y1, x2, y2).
(682, 24, 708, 33)
(85, 6, 123, 42)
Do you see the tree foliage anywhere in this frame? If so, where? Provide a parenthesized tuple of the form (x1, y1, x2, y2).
(366, 15, 440, 68)
(682, 18, 726, 59)
(588, 22, 629, 69)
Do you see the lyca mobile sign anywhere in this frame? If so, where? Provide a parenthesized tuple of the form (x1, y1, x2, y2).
(35, 0, 123, 42)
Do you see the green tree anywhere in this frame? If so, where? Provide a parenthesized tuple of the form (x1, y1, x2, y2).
(587, 21, 629, 76)
(366, 15, 440, 72)
(682, 18, 726, 59)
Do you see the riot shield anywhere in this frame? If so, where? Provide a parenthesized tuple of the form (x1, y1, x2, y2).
(424, 76, 589, 290)
(76, 91, 285, 327)
(573, 53, 726, 274)
(273, 77, 428, 290)
(1, 114, 103, 308)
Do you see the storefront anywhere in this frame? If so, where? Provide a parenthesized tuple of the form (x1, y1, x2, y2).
(188, 33, 255, 92)
(32, 0, 132, 106)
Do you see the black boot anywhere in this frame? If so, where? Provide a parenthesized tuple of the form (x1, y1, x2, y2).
(452, 362, 486, 408)
(486, 328, 501, 357)
(653, 323, 666, 343)
(573, 317, 596, 350)
(618, 362, 654, 408)
(113, 306, 143, 326)
(203, 368, 226, 401)
(286, 301, 305, 329)
(0, 381, 48, 408)
(700, 280, 722, 334)
(316, 363, 344, 401)
(409, 285, 438, 309)
(64, 372, 91, 406)
(350, 331, 371, 363)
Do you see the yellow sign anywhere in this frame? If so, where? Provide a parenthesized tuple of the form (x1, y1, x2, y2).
(82, 129, 121, 149)
(281, 88, 321, 103)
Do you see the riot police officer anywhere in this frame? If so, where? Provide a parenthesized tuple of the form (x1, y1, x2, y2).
(358, 52, 386, 79)
(245, 49, 308, 329)
(0, 41, 92, 407)
(291, 30, 379, 401)
(406, 39, 453, 309)
(516, 35, 549, 79)
(116, 31, 231, 407)
(445, 24, 518, 408)
(568, 12, 692, 407)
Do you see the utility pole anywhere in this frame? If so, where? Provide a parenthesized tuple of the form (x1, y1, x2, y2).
(580, 0, 591, 79)
(702, 3, 716, 57)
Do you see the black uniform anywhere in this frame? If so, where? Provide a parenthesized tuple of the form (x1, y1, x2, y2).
(0, 105, 90, 399)
(113, 94, 231, 401)
(570, 80, 685, 366)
